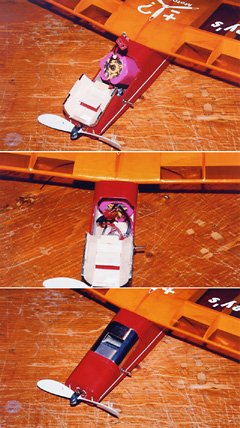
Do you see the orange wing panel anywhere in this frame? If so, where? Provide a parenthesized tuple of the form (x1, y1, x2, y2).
(40, 0, 240, 83)
(85, 288, 240, 361)
(0, 152, 240, 185)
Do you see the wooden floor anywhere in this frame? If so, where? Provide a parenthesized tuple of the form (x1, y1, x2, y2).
(0, 0, 239, 152)
(1, 176, 239, 287)
(1, 289, 239, 428)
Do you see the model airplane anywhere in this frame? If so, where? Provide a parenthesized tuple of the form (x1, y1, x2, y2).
(36, 0, 240, 144)
(37, 287, 240, 417)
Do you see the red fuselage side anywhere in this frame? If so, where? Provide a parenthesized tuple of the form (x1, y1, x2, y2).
(65, 309, 165, 401)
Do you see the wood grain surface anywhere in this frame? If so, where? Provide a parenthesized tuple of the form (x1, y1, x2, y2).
(1, 176, 239, 287)
(0, 289, 239, 428)
(0, 0, 239, 152)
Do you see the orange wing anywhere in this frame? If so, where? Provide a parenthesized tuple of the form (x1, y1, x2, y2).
(0, 152, 240, 186)
(39, 0, 240, 84)
(85, 288, 240, 361)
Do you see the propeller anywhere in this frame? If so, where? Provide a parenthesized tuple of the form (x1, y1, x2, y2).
(38, 379, 73, 398)
(43, 277, 90, 289)
(38, 114, 121, 150)
(78, 129, 121, 150)
(38, 114, 74, 133)
(37, 379, 120, 417)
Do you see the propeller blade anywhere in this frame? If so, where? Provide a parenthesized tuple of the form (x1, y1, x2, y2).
(43, 277, 90, 289)
(79, 130, 121, 150)
(37, 379, 120, 418)
(38, 114, 74, 133)
(80, 397, 120, 418)
(38, 114, 121, 150)
(37, 379, 74, 399)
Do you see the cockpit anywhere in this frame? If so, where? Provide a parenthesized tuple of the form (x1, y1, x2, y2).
(92, 321, 138, 365)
